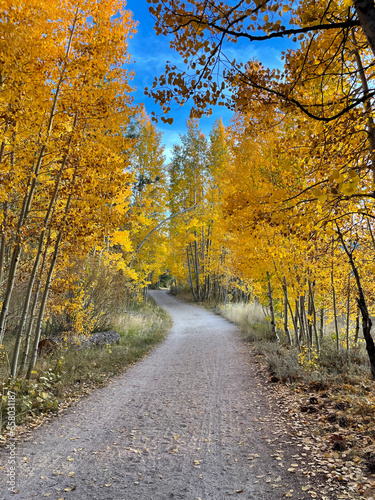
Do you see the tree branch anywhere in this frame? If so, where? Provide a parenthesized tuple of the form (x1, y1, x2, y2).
(129, 205, 198, 267)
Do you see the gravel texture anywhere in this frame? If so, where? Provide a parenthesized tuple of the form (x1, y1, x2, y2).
(0, 290, 329, 500)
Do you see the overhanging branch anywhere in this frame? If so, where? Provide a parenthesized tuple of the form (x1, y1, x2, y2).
(129, 204, 199, 267)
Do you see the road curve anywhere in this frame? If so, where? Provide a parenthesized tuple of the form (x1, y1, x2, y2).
(1, 290, 320, 500)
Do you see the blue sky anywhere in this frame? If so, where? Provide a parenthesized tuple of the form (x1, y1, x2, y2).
(126, 0, 292, 160)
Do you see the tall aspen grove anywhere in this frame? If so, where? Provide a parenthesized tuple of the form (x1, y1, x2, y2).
(140, 0, 375, 382)
(3, 0, 375, 428)
(0, 0, 146, 379)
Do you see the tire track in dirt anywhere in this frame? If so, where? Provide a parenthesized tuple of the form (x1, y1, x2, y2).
(0, 290, 334, 500)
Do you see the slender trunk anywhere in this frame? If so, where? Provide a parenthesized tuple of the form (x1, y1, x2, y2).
(308, 280, 320, 353)
(0, 245, 22, 344)
(194, 238, 200, 301)
(307, 282, 313, 346)
(18, 235, 49, 376)
(319, 308, 325, 340)
(354, 311, 360, 346)
(331, 268, 340, 351)
(0, 201, 8, 290)
(205, 228, 211, 300)
(0, 161, 29, 339)
(201, 227, 205, 299)
(331, 237, 340, 351)
(26, 167, 77, 378)
(0, 131, 7, 289)
(282, 277, 292, 345)
(337, 224, 375, 379)
(26, 232, 63, 378)
(346, 272, 351, 352)
(186, 246, 196, 301)
(299, 294, 306, 344)
(294, 299, 301, 345)
(266, 272, 278, 341)
(286, 294, 300, 348)
(10, 229, 47, 377)
(302, 299, 310, 347)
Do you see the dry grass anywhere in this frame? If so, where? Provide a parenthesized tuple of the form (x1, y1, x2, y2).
(219, 301, 371, 383)
(220, 301, 274, 340)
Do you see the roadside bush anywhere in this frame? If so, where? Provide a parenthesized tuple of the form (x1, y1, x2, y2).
(257, 341, 304, 382)
(1, 367, 62, 431)
(318, 339, 369, 380)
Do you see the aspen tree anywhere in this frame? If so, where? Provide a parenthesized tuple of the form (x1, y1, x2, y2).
(0, 0, 137, 371)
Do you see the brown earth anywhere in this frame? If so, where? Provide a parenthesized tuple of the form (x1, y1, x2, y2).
(0, 290, 352, 499)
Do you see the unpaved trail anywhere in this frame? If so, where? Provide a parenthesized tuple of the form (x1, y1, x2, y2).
(0, 290, 330, 500)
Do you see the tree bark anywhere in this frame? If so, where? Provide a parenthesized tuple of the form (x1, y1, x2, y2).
(18, 234, 49, 376)
(26, 163, 77, 378)
(308, 280, 320, 353)
(337, 224, 375, 379)
(286, 294, 300, 348)
(0, 201, 8, 291)
(354, 0, 375, 60)
(299, 294, 306, 344)
(332, 270, 340, 351)
(266, 272, 278, 341)
(282, 277, 292, 345)
(26, 232, 63, 379)
(194, 238, 201, 301)
(186, 245, 196, 301)
(319, 308, 325, 340)
(346, 272, 351, 352)
(354, 311, 360, 346)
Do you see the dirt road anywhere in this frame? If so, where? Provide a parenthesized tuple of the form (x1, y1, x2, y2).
(0, 290, 330, 499)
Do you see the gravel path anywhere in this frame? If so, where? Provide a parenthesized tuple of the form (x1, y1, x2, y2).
(0, 290, 327, 500)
